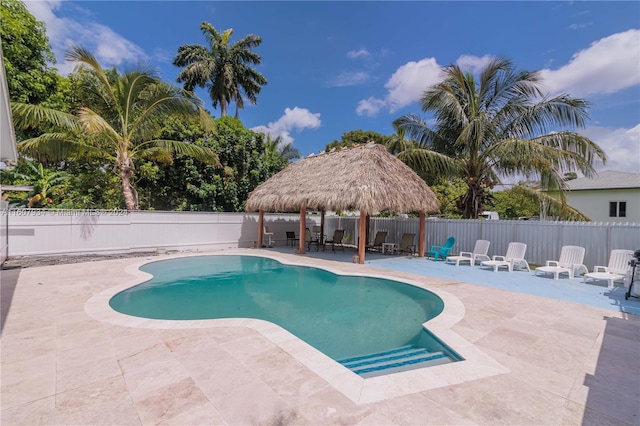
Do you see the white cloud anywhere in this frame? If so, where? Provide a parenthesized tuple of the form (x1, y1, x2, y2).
(569, 22, 592, 30)
(356, 97, 386, 116)
(357, 30, 640, 116)
(329, 71, 370, 87)
(23, 0, 65, 40)
(455, 54, 494, 75)
(24, 0, 147, 75)
(252, 107, 321, 146)
(347, 49, 370, 59)
(580, 124, 640, 174)
(88, 24, 146, 63)
(152, 48, 173, 65)
(385, 58, 442, 112)
(356, 57, 442, 116)
(539, 29, 640, 98)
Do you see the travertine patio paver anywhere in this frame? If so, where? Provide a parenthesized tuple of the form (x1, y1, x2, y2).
(1, 249, 638, 425)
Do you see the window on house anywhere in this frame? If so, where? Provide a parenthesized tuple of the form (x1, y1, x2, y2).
(609, 201, 627, 218)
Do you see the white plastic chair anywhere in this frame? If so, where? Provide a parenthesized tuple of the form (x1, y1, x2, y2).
(535, 245, 587, 279)
(480, 242, 530, 272)
(263, 226, 274, 247)
(446, 239, 490, 266)
(583, 249, 634, 289)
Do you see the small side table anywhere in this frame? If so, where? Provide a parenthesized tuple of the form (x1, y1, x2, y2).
(382, 243, 396, 255)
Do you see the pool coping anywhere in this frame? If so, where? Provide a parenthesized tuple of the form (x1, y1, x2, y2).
(84, 249, 509, 404)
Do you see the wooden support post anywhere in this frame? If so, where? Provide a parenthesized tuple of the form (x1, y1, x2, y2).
(257, 210, 264, 248)
(358, 212, 366, 264)
(365, 214, 370, 246)
(418, 211, 426, 257)
(299, 208, 306, 254)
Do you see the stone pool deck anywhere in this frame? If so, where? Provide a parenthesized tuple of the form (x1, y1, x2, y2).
(1, 248, 639, 425)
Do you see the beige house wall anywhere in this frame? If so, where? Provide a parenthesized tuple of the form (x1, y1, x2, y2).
(565, 188, 640, 222)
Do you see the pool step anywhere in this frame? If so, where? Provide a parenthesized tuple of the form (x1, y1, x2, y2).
(337, 345, 450, 378)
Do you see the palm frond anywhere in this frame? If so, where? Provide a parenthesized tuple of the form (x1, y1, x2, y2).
(77, 108, 120, 140)
(120, 72, 157, 125)
(138, 147, 174, 164)
(173, 45, 217, 91)
(198, 108, 217, 134)
(507, 95, 590, 137)
(11, 103, 82, 132)
(517, 186, 590, 221)
(133, 140, 220, 165)
(396, 147, 460, 177)
(485, 133, 605, 193)
(533, 131, 606, 176)
(65, 45, 115, 101)
(17, 133, 115, 162)
(393, 114, 437, 146)
(128, 85, 202, 141)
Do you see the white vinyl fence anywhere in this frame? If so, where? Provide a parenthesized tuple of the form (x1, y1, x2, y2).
(5, 209, 639, 270)
(323, 216, 640, 270)
(6, 210, 318, 257)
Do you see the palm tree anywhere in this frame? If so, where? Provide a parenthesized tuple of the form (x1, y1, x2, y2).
(262, 134, 301, 172)
(173, 22, 267, 118)
(394, 57, 606, 220)
(11, 46, 219, 210)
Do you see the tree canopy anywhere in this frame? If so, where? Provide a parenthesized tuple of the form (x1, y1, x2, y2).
(0, 0, 59, 104)
(137, 117, 290, 211)
(12, 46, 220, 210)
(395, 57, 607, 220)
(326, 130, 387, 151)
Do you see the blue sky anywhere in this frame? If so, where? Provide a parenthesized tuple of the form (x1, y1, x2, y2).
(25, 1, 640, 175)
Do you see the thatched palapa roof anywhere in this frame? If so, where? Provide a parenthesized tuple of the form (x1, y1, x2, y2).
(246, 143, 439, 214)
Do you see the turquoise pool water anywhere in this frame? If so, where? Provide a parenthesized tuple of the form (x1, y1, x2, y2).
(110, 255, 458, 363)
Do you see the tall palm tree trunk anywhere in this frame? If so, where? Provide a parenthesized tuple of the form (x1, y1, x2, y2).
(119, 163, 139, 210)
(459, 184, 484, 219)
(220, 98, 227, 117)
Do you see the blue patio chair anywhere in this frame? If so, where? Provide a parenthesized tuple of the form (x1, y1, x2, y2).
(427, 236, 456, 261)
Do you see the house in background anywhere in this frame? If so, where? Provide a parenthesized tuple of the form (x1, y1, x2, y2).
(564, 170, 640, 223)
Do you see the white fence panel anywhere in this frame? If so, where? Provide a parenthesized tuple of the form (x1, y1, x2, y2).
(128, 211, 228, 251)
(6, 210, 314, 256)
(7, 210, 129, 255)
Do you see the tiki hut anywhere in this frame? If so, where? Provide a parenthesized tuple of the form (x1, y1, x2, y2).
(245, 143, 440, 263)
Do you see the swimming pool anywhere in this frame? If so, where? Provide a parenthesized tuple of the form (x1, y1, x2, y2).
(109, 255, 461, 376)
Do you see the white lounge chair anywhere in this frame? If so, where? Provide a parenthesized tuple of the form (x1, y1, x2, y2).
(583, 249, 634, 289)
(446, 239, 490, 266)
(534, 245, 587, 279)
(480, 242, 530, 272)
